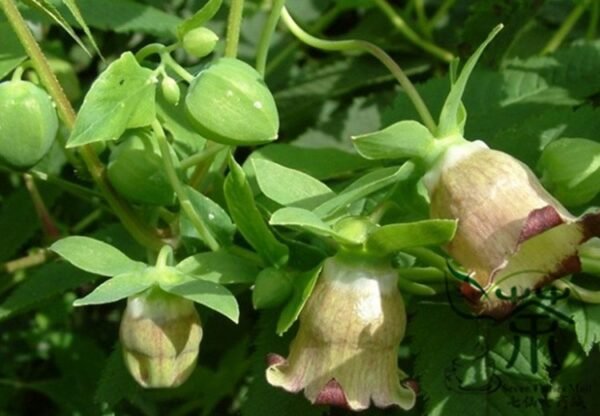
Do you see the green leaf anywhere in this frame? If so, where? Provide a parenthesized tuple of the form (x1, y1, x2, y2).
(538, 138, 600, 207)
(61, 0, 103, 58)
(246, 143, 375, 180)
(567, 301, 600, 355)
(50, 236, 145, 277)
(352, 120, 434, 160)
(411, 302, 549, 416)
(176, 250, 259, 284)
(224, 157, 289, 267)
(95, 345, 141, 407)
(67, 52, 157, 147)
(25, 0, 93, 57)
(252, 159, 335, 209)
(313, 163, 415, 218)
(0, 21, 25, 80)
(277, 264, 322, 335)
(270, 207, 356, 245)
(161, 274, 239, 323)
(366, 219, 457, 255)
(73, 271, 152, 306)
(438, 24, 503, 138)
(177, 0, 222, 39)
(57, 0, 181, 38)
(0, 262, 96, 321)
(181, 186, 236, 247)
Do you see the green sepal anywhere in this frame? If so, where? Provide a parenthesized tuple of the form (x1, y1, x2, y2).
(73, 271, 153, 306)
(352, 120, 434, 160)
(177, 0, 222, 40)
(437, 24, 503, 138)
(176, 250, 259, 285)
(365, 219, 458, 256)
(50, 236, 145, 277)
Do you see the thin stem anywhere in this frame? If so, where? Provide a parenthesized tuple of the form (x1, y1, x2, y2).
(24, 174, 61, 240)
(153, 121, 220, 251)
(266, 5, 341, 75)
(2, 249, 51, 274)
(413, 0, 431, 38)
(373, 0, 454, 62)
(427, 0, 456, 31)
(255, 0, 286, 76)
(161, 52, 194, 83)
(281, 7, 437, 134)
(72, 208, 103, 233)
(155, 245, 174, 268)
(542, 0, 590, 54)
(224, 0, 245, 58)
(588, 0, 599, 39)
(1, 0, 164, 251)
(180, 144, 226, 169)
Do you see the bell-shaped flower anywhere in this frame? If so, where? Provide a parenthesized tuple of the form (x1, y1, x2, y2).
(120, 287, 203, 388)
(423, 140, 600, 317)
(266, 254, 416, 411)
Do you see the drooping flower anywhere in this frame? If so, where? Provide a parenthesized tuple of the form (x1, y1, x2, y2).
(423, 140, 600, 317)
(120, 287, 203, 388)
(266, 253, 417, 411)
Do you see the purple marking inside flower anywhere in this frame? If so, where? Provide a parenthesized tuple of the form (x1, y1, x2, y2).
(314, 378, 349, 409)
(518, 205, 563, 244)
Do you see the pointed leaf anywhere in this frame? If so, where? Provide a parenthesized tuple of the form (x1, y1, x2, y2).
(161, 274, 239, 323)
(224, 157, 289, 267)
(67, 52, 157, 147)
(73, 271, 153, 306)
(252, 159, 335, 209)
(177, 0, 222, 39)
(277, 264, 322, 335)
(176, 250, 259, 284)
(50, 236, 145, 276)
(313, 162, 415, 218)
(366, 219, 457, 255)
(62, 0, 104, 59)
(270, 207, 355, 244)
(352, 120, 434, 160)
(438, 24, 503, 138)
(181, 186, 236, 246)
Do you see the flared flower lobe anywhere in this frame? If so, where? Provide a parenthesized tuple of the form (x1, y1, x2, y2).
(426, 142, 600, 317)
(266, 255, 416, 411)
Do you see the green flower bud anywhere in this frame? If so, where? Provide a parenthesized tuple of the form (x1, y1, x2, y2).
(266, 254, 416, 411)
(107, 128, 176, 206)
(538, 138, 600, 207)
(182, 27, 219, 58)
(424, 140, 600, 317)
(160, 76, 181, 105)
(252, 267, 293, 310)
(184, 58, 279, 145)
(120, 288, 202, 388)
(0, 80, 58, 169)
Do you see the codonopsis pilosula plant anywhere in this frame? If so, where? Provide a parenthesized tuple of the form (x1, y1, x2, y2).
(250, 155, 457, 411)
(352, 25, 600, 318)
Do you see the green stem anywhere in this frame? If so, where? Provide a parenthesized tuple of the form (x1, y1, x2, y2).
(266, 5, 341, 75)
(161, 52, 194, 83)
(1, 0, 164, 251)
(180, 144, 226, 169)
(588, 0, 599, 39)
(72, 208, 103, 233)
(135, 43, 177, 62)
(155, 245, 174, 268)
(281, 7, 436, 134)
(224, 0, 245, 58)
(153, 121, 220, 251)
(373, 0, 454, 62)
(542, 0, 590, 54)
(255, 0, 286, 76)
(23, 174, 60, 240)
(427, 0, 456, 31)
(413, 0, 431, 38)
